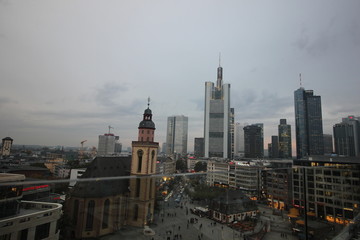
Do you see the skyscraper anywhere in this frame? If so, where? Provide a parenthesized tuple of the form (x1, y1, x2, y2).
(323, 134, 333, 155)
(166, 115, 188, 156)
(194, 138, 204, 157)
(204, 58, 232, 158)
(278, 119, 292, 158)
(234, 123, 245, 157)
(333, 116, 360, 156)
(97, 133, 120, 156)
(244, 124, 264, 158)
(270, 135, 279, 158)
(294, 87, 324, 159)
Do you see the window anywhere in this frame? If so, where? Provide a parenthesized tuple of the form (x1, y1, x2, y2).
(73, 199, 79, 224)
(0, 234, 11, 240)
(102, 199, 110, 229)
(35, 223, 50, 239)
(137, 150, 143, 172)
(150, 150, 155, 172)
(133, 204, 139, 221)
(19, 229, 28, 240)
(149, 179, 152, 199)
(136, 179, 140, 197)
(86, 200, 95, 231)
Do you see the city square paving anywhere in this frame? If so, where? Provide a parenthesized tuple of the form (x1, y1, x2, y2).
(102, 192, 300, 240)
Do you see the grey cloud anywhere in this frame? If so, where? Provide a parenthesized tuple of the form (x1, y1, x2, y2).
(294, 29, 332, 57)
(349, 20, 360, 46)
(0, 97, 17, 107)
(95, 82, 128, 107)
(191, 97, 204, 111)
(233, 89, 293, 121)
(0, 0, 10, 6)
(325, 103, 360, 117)
(306, 33, 331, 57)
(294, 29, 309, 50)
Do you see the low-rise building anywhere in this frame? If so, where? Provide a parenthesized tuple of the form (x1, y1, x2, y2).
(0, 173, 62, 240)
(209, 190, 258, 223)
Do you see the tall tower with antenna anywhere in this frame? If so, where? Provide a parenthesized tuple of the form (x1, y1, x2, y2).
(294, 74, 324, 159)
(204, 54, 232, 158)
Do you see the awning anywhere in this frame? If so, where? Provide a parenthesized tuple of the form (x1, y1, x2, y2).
(296, 219, 305, 225)
(307, 212, 315, 216)
(288, 208, 300, 218)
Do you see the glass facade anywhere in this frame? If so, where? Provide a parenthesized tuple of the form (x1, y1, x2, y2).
(243, 124, 264, 158)
(166, 115, 188, 156)
(294, 88, 324, 159)
(204, 65, 231, 158)
(278, 119, 292, 158)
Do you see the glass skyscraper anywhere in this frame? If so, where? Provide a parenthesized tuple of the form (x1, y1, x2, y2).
(166, 115, 188, 156)
(204, 61, 231, 158)
(243, 123, 264, 158)
(278, 119, 292, 158)
(333, 116, 360, 156)
(294, 88, 324, 159)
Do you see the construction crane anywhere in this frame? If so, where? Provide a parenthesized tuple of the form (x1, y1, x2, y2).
(79, 140, 87, 161)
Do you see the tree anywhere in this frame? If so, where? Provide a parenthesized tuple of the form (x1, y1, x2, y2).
(176, 159, 187, 172)
(194, 161, 207, 172)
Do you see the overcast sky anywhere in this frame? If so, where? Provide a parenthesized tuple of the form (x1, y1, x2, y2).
(1, 0, 359, 152)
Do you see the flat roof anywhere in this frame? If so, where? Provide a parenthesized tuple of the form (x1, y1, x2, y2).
(0, 173, 25, 183)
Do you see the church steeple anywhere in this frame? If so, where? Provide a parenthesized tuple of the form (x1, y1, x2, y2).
(138, 99, 155, 142)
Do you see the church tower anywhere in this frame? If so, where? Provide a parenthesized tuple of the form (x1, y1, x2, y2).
(128, 99, 158, 227)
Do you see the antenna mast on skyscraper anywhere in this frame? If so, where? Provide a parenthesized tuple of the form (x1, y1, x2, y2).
(108, 125, 114, 134)
(299, 73, 302, 87)
(219, 52, 221, 67)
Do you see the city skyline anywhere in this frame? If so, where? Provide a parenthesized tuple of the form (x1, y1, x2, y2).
(1, 1, 360, 151)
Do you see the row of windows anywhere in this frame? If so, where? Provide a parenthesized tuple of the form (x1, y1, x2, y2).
(137, 149, 156, 173)
(73, 199, 111, 231)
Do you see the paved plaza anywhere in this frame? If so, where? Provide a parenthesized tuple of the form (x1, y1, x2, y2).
(102, 192, 302, 240)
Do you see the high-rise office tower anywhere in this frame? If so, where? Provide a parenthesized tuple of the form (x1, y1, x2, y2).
(244, 124, 264, 158)
(278, 119, 292, 158)
(234, 123, 245, 157)
(204, 58, 232, 158)
(271, 136, 279, 158)
(98, 132, 120, 156)
(194, 138, 204, 157)
(294, 87, 324, 159)
(166, 115, 188, 156)
(161, 143, 166, 154)
(229, 108, 235, 159)
(323, 134, 333, 155)
(333, 116, 360, 156)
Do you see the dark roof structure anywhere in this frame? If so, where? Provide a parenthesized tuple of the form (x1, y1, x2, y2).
(139, 107, 155, 129)
(71, 156, 131, 198)
(2, 137, 13, 141)
(210, 190, 257, 214)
